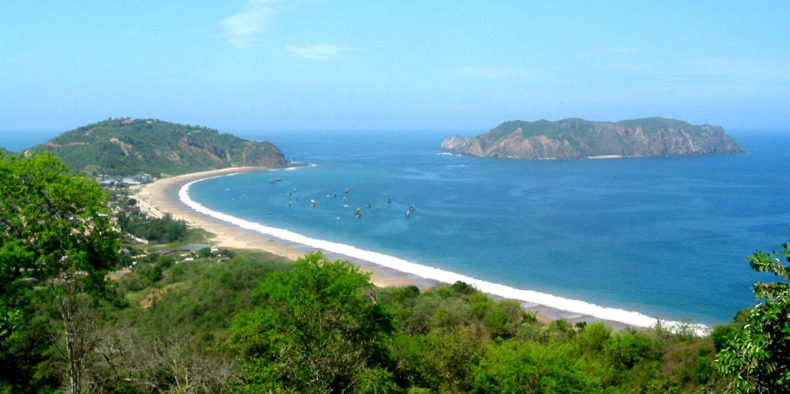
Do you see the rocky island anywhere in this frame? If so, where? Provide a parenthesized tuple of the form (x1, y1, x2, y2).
(441, 117, 742, 160)
(35, 118, 287, 176)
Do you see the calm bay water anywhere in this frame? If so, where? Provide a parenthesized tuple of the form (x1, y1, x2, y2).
(188, 130, 790, 325)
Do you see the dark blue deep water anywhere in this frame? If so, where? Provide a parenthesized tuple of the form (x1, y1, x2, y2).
(188, 130, 790, 325)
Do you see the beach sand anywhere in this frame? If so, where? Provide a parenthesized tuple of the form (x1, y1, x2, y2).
(133, 166, 639, 328)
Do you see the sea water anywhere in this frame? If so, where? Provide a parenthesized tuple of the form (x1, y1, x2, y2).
(186, 129, 790, 326)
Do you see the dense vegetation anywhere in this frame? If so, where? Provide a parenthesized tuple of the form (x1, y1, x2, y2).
(0, 151, 119, 392)
(1, 151, 788, 392)
(117, 211, 188, 244)
(35, 118, 287, 176)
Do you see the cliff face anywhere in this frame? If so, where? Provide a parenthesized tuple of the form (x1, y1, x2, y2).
(37, 118, 288, 175)
(441, 118, 743, 159)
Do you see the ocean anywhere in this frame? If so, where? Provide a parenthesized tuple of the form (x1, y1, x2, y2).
(185, 129, 790, 327)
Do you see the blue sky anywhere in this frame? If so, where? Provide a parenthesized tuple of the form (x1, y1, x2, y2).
(1, 0, 788, 134)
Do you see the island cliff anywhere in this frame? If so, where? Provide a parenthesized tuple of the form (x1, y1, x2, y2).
(441, 118, 742, 159)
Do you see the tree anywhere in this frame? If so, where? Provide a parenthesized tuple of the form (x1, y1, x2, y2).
(0, 152, 118, 301)
(232, 252, 394, 392)
(0, 152, 119, 390)
(48, 280, 104, 393)
(716, 232, 790, 392)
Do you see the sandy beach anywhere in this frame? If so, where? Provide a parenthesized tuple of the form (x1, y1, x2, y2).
(133, 166, 420, 289)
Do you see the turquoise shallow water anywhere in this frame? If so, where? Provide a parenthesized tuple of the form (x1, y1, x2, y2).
(188, 130, 790, 325)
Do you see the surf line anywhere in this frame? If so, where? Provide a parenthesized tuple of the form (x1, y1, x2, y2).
(179, 174, 708, 335)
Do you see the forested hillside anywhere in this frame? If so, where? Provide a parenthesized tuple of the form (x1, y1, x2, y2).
(35, 118, 287, 176)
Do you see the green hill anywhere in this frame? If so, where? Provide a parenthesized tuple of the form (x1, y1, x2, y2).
(442, 117, 743, 159)
(35, 118, 287, 175)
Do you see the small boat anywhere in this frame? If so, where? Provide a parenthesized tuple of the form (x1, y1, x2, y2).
(355, 212, 362, 219)
(310, 199, 316, 207)
(343, 197, 349, 203)
(409, 204, 415, 211)
(287, 191, 292, 196)
(405, 210, 411, 217)
(269, 178, 282, 184)
(366, 202, 372, 208)
(287, 202, 292, 207)
(354, 208, 361, 214)
(343, 188, 349, 194)
(386, 197, 392, 204)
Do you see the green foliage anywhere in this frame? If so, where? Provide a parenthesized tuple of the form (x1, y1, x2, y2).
(121, 254, 286, 339)
(198, 246, 212, 258)
(577, 322, 612, 354)
(482, 300, 524, 339)
(416, 328, 483, 392)
(716, 232, 790, 392)
(0, 152, 120, 391)
(389, 327, 483, 392)
(606, 329, 664, 370)
(117, 212, 187, 243)
(36, 118, 287, 176)
(0, 151, 119, 318)
(232, 252, 395, 392)
(711, 324, 737, 352)
(472, 340, 604, 393)
(1, 246, 726, 392)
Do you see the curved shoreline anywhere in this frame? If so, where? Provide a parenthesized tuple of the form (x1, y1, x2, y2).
(132, 167, 419, 288)
(135, 167, 708, 334)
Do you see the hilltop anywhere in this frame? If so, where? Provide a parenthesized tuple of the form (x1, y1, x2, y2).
(35, 118, 287, 175)
(441, 117, 743, 160)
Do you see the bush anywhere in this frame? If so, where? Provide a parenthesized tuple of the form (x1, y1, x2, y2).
(606, 330, 663, 370)
(482, 300, 523, 339)
(472, 340, 603, 392)
(577, 322, 612, 354)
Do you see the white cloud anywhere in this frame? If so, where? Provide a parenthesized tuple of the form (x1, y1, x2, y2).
(220, 0, 280, 48)
(286, 44, 355, 61)
(441, 66, 538, 80)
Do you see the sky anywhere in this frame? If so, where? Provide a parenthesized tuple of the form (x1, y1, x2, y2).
(1, 0, 789, 135)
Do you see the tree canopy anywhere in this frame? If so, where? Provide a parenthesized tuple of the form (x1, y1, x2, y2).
(0, 151, 119, 334)
(232, 252, 395, 392)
